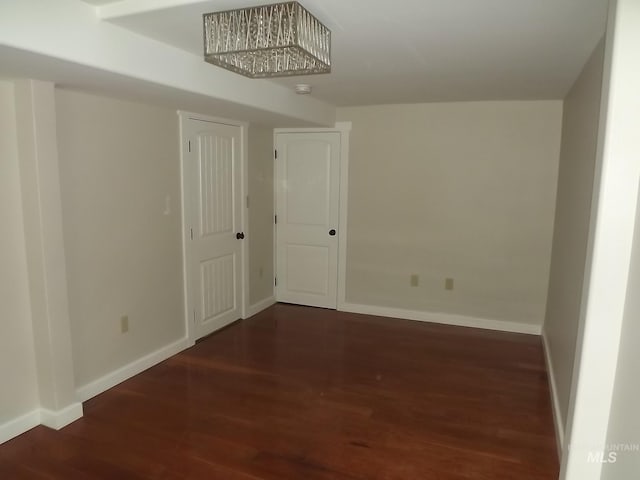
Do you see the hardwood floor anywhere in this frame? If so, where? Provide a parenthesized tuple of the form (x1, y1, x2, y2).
(0, 304, 559, 479)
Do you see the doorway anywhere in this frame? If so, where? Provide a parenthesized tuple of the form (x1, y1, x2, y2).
(180, 112, 248, 341)
(274, 124, 351, 310)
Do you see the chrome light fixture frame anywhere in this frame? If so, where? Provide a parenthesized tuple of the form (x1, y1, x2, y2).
(203, 1, 331, 78)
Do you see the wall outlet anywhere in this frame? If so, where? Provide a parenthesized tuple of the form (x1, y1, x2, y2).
(120, 315, 129, 333)
(410, 274, 419, 287)
(445, 278, 454, 291)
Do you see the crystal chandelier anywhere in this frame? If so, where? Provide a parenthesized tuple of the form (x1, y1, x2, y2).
(203, 2, 331, 78)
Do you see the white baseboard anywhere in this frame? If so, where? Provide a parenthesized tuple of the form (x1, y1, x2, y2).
(245, 296, 276, 318)
(1, 402, 84, 445)
(542, 330, 565, 459)
(2, 337, 192, 444)
(76, 337, 192, 402)
(40, 402, 83, 430)
(338, 302, 542, 335)
(0, 409, 41, 444)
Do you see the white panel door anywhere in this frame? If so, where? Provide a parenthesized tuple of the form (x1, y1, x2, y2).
(276, 132, 340, 308)
(187, 119, 243, 340)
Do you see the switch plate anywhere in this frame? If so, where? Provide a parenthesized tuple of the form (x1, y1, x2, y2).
(445, 278, 454, 290)
(120, 315, 129, 333)
(410, 274, 419, 287)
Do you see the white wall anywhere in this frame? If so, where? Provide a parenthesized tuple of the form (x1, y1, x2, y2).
(0, 81, 40, 432)
(561, 0, 640, 478)
(543, 40, 605, 446)
(55, 89, 185, 388)
(337, 101, 562, 329)
(248, 125, 275, 306)
(14, 80, 81, 427)
(600, 184, 640, 478)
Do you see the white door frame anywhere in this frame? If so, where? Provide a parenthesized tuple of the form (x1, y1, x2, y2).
(273, 122, 351, 309)
(178, 111, 249, 344)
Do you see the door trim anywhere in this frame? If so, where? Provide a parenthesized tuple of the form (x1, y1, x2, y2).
(178, 111, 249, 344)
(273, 122, 351, 310)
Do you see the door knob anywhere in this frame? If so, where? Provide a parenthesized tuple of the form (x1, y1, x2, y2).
(236, 232, 245, 240)
(329, 229, 336, 236)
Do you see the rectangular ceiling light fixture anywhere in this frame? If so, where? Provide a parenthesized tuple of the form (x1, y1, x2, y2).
(203, 1, 331, 78)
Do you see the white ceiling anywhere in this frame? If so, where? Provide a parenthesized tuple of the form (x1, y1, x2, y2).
(88, 0, 609, 106)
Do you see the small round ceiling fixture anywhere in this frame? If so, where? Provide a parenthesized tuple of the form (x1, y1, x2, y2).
(295, 84, 312, 95)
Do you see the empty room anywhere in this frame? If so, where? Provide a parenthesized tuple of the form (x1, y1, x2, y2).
(1, 1, 639, 479)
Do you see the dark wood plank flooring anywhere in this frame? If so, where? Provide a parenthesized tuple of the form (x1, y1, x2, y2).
(0, 304, 559, 479)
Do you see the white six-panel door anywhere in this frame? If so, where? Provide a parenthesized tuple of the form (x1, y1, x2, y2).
(185, 118, 243, 339)
(275, 132, 341, 309)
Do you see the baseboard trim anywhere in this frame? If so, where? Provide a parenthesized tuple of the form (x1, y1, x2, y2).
(76, 337, 192, 402)
(338, 302, 542, 335)
(40, 402, 83, 430)
(3, 338, 193, 444)
(245, 296, 276, 318)
(0, 409, 41, 444)
(542, 331, 565, 459)
(1, 402, 84, 445)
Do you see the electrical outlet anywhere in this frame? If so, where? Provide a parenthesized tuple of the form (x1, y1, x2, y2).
(120, 315, 129, 334)
(410, 274, 419, 287)
(445, 278, 454, 291)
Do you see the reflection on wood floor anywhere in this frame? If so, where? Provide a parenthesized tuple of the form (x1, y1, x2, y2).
(0, 303, 559, 479)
